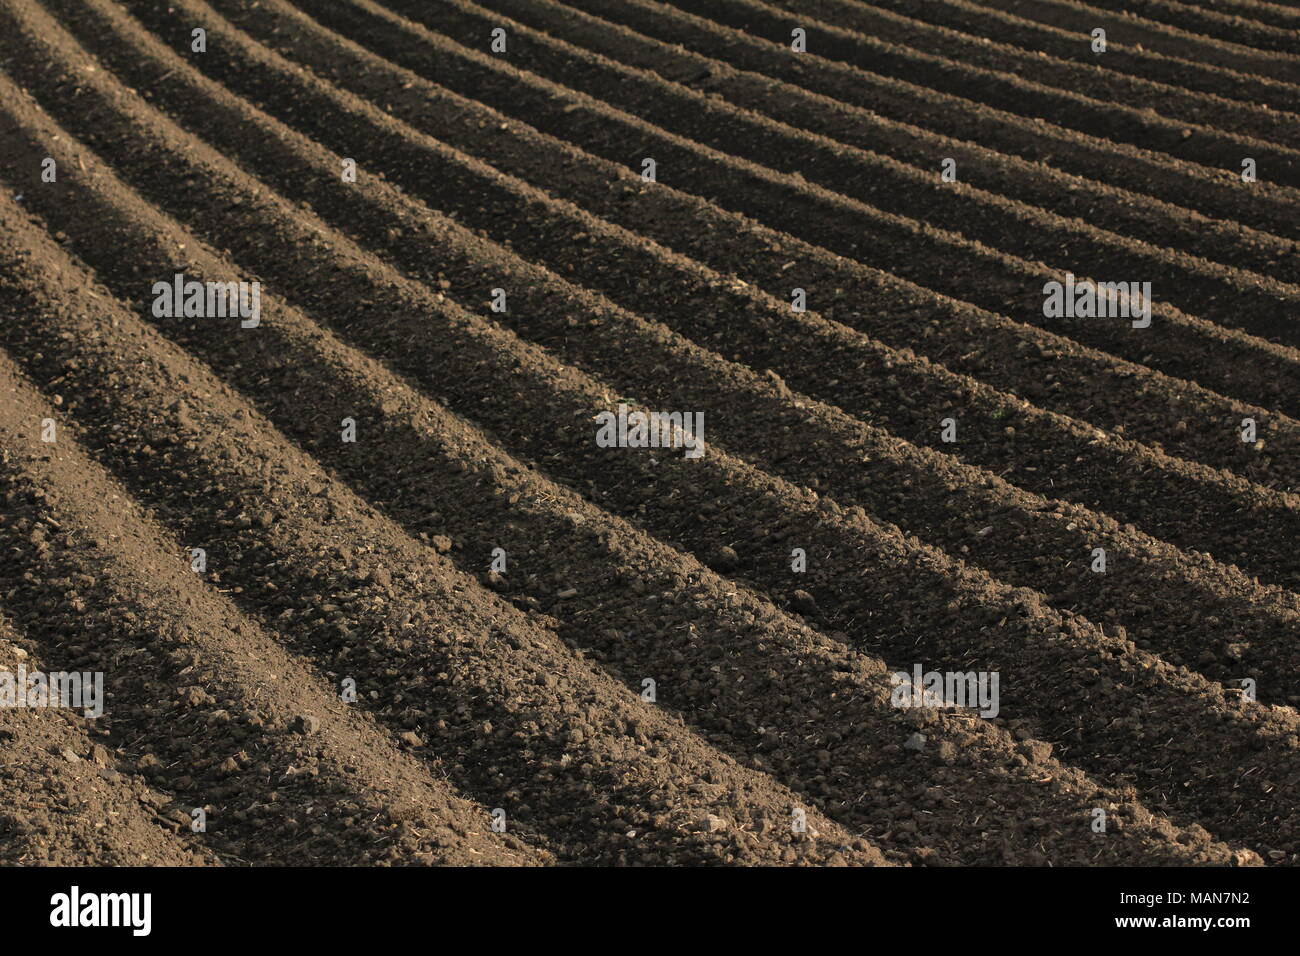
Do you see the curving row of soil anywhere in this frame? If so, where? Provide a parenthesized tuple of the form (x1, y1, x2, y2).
(0, 4, 1265, 864)
(0, 616, 217, 866)
(238, 0, 1300, 457)
(9, 0, 1291, 729)
(0, 353, 547, 866)
(2, 0, 1295, 865)
(975, 0, 1300, 79)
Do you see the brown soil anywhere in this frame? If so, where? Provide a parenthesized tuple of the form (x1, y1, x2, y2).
(0, 0, 1295, 866)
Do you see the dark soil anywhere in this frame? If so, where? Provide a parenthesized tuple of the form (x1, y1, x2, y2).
(0, 0, 1295, 865)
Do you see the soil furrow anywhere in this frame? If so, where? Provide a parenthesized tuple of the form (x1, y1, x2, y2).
(31, 0, 1300, 610)
(0, 21, 1270, 867)
(2, 0, 1295, 869)
(974, 0, 1300, 82)
(106, 0, 1300, 492)
(0, 171, 881, 868)
(542, 0, 1300, 242)
(769, 0, 1300, 134)
(857, 0, 1300, 108)
(270, 0, 1300, 411)
(1170, 0, 1300, 32)
(179, 0, 1300, 463)
(3, 4, 1298, 861)
(633, 0, 1300, 187)
(554, 0, 1300, 291)
(1030, 0, 1300, 55)
(29, 0, 1300, 679)
(0, 614, 218, 866)
(9, 140, 1225, 869)
(453, 0, 1300, 333)
(514, 0, 1300, 290)
(0, 355, 543, 867)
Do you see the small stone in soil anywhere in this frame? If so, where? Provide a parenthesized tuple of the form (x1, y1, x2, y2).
(292, 715, 321, 735)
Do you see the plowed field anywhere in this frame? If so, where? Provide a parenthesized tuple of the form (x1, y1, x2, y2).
(1, 0, 1297, 866)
